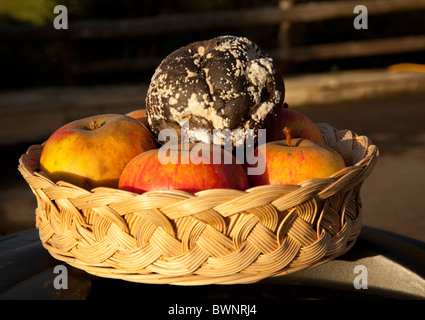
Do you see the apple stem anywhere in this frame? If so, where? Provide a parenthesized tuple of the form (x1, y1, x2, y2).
(89, 120, 100, 130)
(284, 127, 292, 147)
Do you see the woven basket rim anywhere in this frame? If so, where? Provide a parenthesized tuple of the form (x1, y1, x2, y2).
(18, 123, 379, 285)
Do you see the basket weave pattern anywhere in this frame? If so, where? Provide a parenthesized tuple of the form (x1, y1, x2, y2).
(18, 123, 378, 285)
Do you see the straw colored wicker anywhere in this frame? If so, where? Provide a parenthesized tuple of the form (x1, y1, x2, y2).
(18, 123, 378, 285)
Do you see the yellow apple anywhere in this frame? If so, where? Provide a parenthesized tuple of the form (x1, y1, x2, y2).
(246, 127, 345, 187)
(40, 114, 158, 190)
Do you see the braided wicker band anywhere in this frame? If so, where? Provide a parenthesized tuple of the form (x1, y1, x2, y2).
(18, 123, 378, 285)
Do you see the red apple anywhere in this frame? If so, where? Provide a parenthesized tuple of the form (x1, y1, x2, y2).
(118, 143, 249, 194)
(126, 109, 149, 128)
(246, 127, 345, 187)
(266, 108, 324, 144)
(40, 114, 158, 190)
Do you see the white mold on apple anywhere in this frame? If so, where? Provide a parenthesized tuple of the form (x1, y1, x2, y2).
(146, 35, 285, 149)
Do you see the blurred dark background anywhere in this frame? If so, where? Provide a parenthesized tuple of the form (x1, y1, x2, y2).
(1, 0, 425, 242)
(2, 0, 425, 89)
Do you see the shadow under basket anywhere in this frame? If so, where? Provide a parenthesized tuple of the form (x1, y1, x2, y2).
(18, 123, 379, 285)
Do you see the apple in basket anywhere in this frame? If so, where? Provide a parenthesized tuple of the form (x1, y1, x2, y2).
(126, 109, 149, 128)
(246, 127, 346, 187)
(118, 142, 249, 194)
(39, 114, 158, 190)
(266, 107, 325, 144)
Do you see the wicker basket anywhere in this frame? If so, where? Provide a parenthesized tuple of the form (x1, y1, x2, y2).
(18, 123, 378, 285)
